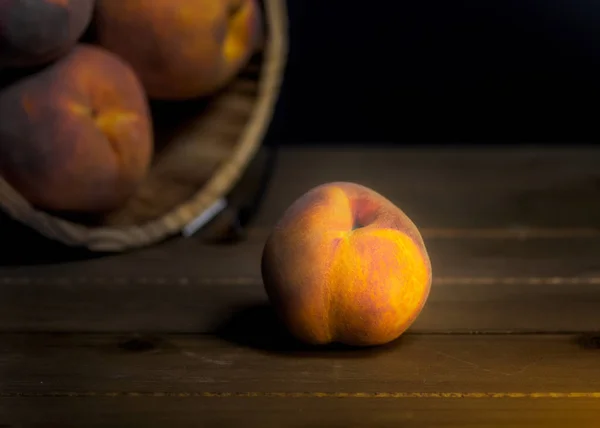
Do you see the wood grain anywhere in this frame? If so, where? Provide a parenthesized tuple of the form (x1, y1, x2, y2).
(3, 146, 600, 426)
(2, 333, 600, 394)
(1, 276, 600, 333)
(253, 145, 600, 229)
(1, 236, 600, 333)
(2, 396, 599, 428)
(2, 334, 600, 428)
(3, 233, 600, 280)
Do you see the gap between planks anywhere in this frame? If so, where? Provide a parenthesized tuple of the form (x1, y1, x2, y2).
(1, 392, 600, 399)
(1, 276, 600, 285)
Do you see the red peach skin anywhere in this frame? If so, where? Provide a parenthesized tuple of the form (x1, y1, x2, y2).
(261, 182, 432, 347)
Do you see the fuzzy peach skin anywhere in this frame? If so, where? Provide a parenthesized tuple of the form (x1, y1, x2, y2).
(94, 0, 263, 100)
(261, 182, 432, 347)
(0, 44, 153, 213)
(0, 0, 95, 68)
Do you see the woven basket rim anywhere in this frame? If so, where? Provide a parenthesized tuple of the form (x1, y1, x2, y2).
(0, 0, 288, 252)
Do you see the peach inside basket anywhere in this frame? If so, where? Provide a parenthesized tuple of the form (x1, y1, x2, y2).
(0, 0, 288, 253)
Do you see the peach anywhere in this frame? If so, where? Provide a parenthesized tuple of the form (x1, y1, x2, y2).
(0, 44, 153, 214)
(261, 182, 432, 347)
(0, 0, 94, 68)
(94, 0, 263, 100)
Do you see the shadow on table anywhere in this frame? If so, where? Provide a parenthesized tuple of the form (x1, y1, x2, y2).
(0, 211, 105, 266)
(214, 302, 413, 359)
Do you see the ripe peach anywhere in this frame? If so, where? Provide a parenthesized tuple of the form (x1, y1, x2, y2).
(261, 182, 432, 347)
(0, 44, 153, 214)
(94, 0, 263, 100)
(0, 0, 95, 68)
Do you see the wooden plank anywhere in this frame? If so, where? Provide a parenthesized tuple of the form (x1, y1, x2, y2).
(3, 395, 600, 428)
(2, 396, 600, 428)
(1, 275, 600, 333)
(3, 234, 600, 280)
(3, 145, 600, 271)
(3, 145, 600, 267)
(1, 237, 600, 332)
(2, 334, 600, 394)
(3, 146, 600, 333)
(0, 236, 264, 278)
(3, 334, 600, 426)
(253, 145, 600, 229)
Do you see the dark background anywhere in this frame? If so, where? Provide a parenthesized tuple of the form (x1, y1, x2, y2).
(271, 0, 600, 144)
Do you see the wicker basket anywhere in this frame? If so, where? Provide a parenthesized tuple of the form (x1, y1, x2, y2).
(0, 0, 287, 253)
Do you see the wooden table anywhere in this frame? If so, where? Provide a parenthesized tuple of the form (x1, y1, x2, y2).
(2, 145, 600, 427)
